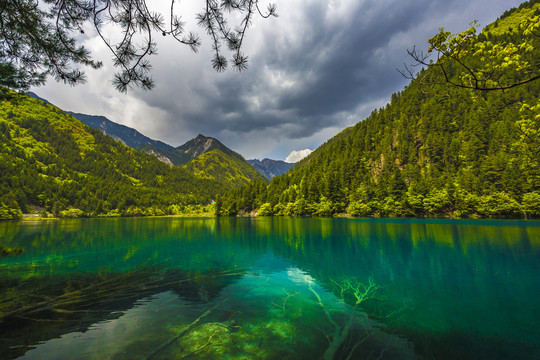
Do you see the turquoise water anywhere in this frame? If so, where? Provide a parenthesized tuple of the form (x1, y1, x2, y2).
(0, 217, 539, 359)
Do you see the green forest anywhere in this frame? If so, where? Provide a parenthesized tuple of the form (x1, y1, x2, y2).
(0, 90, 262, 220)
(218, 2, 540, 218)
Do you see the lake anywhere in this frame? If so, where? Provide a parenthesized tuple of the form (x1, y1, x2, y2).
(0, 217, 539, 359)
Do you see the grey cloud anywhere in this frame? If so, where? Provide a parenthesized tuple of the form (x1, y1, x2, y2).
(168, 0, 431, 137)
(272, 1, 432, 116)
(35, 0, 523, 159)
(203, 0, 518, 142)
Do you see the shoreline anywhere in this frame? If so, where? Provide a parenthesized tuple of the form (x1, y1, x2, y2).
(6, 213, 538, 222)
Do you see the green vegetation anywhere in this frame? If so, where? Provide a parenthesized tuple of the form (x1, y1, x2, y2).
(221, 2, 540, 218)
(0, 192, 22, 220)
(65, 111, 194, 166)
(2, 3, 538, 220)
(185, 149, 267, 187)
(0, 89, 257, 219)
(405, 0, 539, 91)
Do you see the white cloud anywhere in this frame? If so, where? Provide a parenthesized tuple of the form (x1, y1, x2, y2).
(286, 149, 313, 163)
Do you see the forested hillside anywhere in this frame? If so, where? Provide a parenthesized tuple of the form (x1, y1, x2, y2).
(220, 2, 540, 218)
(185, 148, 267, 186)
(0, 90, 240, 219)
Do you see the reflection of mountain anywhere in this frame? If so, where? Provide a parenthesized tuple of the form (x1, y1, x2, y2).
(255, 218, 540, 360)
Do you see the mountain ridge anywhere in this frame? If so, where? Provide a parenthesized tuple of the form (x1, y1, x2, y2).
(64, 111, 267, 186)
(66, 111, 191, 166)
(247, 158, 295, 179)
(28, 92, 288, 181)
(29, 95, 280, 180)
(177, 134, 243, 162)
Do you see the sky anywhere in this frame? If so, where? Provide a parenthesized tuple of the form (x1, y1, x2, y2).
(33, 0, 523, 161)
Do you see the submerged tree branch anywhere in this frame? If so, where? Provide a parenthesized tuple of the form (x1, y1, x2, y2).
(144, 300, 225, 360)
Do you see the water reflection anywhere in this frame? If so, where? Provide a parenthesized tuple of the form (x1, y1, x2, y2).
(0, 217, 539, 359)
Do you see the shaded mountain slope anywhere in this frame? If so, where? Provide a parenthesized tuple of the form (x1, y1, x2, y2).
(247, 159, 295, 180)
(67, 112, 190, 166)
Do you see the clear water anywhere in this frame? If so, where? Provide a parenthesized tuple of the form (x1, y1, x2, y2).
(0, 217, 539, 359)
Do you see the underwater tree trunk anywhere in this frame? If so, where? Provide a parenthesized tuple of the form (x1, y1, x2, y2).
(310, 278, 379, 360)
(322, 315, 354, 360)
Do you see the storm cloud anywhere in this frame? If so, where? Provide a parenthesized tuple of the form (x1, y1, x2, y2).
(34, 0, 523, 160)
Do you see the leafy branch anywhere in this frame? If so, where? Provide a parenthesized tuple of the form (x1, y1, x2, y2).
(401, 17, 540, 91)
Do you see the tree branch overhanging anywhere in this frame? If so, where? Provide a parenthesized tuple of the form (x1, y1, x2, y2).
(0, 0, 277, 92)
(401, 18, 540, 92)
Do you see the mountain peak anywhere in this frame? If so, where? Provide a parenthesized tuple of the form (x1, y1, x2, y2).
(247, 158, 295, 179)
(178, 134, 230, 159)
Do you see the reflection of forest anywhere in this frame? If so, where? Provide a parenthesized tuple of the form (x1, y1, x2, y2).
(0, 266, 244, 359)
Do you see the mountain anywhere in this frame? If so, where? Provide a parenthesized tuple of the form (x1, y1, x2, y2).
(186, 149, 267, 186)
(219, 2, 540, 218)
(0, 89, 252, 219)
(27, 95, 265, 186)
(27, 92, 54, 106)
(180, 134, 267, 185)
(66, 112, 190, 166)
(178, 134, 221, 157)
(26, 93, 187, 166)
(69, 110, 267, 185)
(247, 159, 295, 179)
(68, 115, 267, 186)
(177, 134, 239, 159)
(66, 113, 265, 187)
(179, 134, 267, 185)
